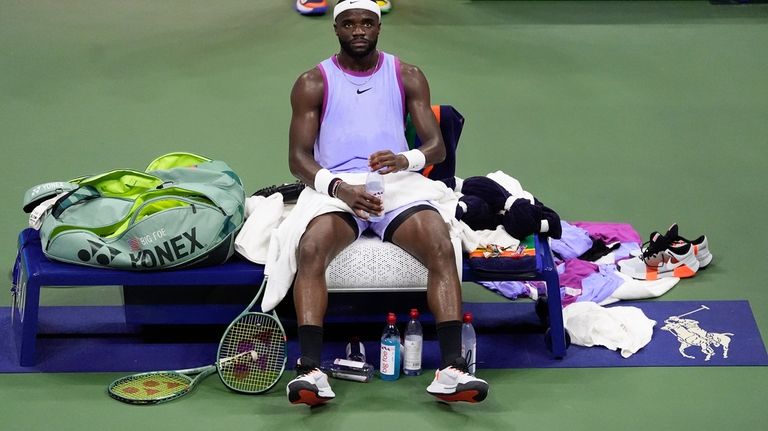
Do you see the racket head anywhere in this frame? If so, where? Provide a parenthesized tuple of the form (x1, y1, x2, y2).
(217, 311, 287, 394)
(108, 371, 195, 405)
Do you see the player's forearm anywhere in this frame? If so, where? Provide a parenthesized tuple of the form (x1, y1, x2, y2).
(289, 150, 323, 189)
(416, 137, 446, 166)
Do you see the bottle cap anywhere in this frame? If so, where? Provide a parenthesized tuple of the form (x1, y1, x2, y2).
(410, 308, 419, 319)
(387, 312, 396, 325)
(463, 312, 473, 324)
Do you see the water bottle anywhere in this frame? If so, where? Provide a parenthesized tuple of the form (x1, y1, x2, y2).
(403, 308, 423, 376)
(461, 312, 477, 375)
(365, 170, 385, 222)
(379, 312, 401, 380)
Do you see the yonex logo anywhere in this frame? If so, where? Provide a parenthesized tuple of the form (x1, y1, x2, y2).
(78, 240, 122, 266)
(129, 227, 205, 269)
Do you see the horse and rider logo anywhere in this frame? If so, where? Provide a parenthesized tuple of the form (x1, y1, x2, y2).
(661, 305, 734, 361)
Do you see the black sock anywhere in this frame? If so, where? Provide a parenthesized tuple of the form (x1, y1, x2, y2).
(297, 325, 323, 370)
(436, 320, 463, 369)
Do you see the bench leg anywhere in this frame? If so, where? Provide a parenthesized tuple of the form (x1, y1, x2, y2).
(544, 268, 567, 358)
(14, 271, 41, 367)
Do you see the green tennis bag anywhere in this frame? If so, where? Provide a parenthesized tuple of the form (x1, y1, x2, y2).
(24, 152, 245, 271)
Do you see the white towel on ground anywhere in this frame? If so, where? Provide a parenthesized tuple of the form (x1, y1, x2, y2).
(563, 301, 656, 358)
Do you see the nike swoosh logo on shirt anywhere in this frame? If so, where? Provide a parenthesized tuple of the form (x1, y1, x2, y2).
(357, 88, 372, 94)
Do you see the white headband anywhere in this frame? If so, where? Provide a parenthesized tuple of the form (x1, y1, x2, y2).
(333, 0, 381, 21)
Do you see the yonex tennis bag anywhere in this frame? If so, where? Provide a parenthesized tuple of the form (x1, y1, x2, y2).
(25, 152, 245, 271)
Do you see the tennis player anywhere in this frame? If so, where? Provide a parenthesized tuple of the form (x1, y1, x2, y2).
(285, 0, 489, 406)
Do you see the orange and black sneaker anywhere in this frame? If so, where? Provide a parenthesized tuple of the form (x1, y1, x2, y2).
(426, 358, 489, 403)
(295, 0, 329, 16)
(664, 223, 713, 268)
(287, 361, 335, 406)
(619, 231, 700, 280)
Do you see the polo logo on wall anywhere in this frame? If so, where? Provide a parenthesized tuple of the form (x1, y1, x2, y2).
(660, 305, 734, 362)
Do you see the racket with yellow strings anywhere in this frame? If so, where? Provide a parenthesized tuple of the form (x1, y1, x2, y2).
(108, 278, 287, 404)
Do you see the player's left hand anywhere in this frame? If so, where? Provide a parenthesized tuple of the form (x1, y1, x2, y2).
(369, 150, 408, 174)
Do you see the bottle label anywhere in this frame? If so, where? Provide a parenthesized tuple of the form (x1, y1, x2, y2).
(380, 343, 397, 376)
(403, 337, 422, 370)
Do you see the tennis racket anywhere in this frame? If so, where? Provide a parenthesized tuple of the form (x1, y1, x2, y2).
(108, 277, 286, 404)
(108, 365, 216, 405)
(216, 276, 287, 394)
(107, 350, 260, 405)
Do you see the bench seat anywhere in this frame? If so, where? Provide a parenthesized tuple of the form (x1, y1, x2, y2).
(12, 227, 567, 366)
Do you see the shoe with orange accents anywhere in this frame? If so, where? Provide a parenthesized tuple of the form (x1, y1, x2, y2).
(426, 357, 488, 403)
(664, 223, 713, 268)
(295, 0, 329, 16)
(619, 231, 700, 280)
(287, 361, 335, 406)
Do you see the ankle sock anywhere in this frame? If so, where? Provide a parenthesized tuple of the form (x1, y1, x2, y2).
(297, 325, 323, 370)
(436, 320, 462, 369)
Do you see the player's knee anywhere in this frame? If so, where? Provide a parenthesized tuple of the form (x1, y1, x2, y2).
(426, 238, 455, 267)
(297, 238, 327, 268)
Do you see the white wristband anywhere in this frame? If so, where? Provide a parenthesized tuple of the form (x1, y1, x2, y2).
(313, 168, 336, 196)
(398, 149, 426, 171)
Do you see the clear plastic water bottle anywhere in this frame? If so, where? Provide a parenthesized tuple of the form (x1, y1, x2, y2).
(461, 312, 477, 375)
(365, 170, 384, 222)
(379, 312, 401, 380)
(403, 308, 423, 376)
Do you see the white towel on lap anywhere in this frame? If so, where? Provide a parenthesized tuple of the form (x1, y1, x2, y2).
(260, 171, 460, 312)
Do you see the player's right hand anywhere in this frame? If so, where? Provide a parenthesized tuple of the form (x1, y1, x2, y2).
(335, 182, 383, 219)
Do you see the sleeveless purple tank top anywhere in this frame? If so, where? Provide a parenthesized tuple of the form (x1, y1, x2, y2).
(315, 51, 407, 173)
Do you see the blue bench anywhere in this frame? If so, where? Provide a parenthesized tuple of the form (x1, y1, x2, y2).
(12, 227, 567, 366)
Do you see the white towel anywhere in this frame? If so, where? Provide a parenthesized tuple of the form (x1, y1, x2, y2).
(598, 271, 680, 306)
(234, 194, 285, 264)
(261, 171, 460, 311)
(563, 301, 656, 358)
(486, 170, 535, 205)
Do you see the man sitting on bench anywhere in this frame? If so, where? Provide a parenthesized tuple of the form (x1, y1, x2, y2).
(284, 0, 488, 406)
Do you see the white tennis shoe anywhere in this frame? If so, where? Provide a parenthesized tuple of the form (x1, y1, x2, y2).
(426, 359, 489, 403)
(619, 232, 700, 280)
(287, 367, 335, 406)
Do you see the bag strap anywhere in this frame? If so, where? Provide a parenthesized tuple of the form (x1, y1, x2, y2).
(50, 186, 101, 218)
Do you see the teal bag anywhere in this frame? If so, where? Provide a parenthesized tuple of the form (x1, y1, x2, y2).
(24, 152, 245, 271)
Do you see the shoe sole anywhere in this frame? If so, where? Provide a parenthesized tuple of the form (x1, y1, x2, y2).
(288, 382, 334, 406)
(430, 389, 486, 403)
(289, 389, 333, 406)
(295, 4, 328, 15)
(645, 262, 697, 280)
(427, 382, 488, 403)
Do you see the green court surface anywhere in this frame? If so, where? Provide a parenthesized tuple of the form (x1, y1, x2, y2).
(1, 1, 767, 430)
